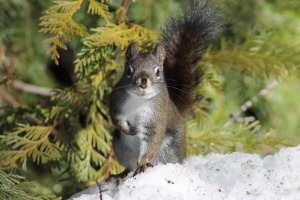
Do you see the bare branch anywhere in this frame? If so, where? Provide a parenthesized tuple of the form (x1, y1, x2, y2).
(116, 0, 133, 24)
(224, 80, 278, 128)
(12, 81, 53, 96)
(0, 87, 42, 124)
(0, 88, 20, 107)
(0, 86, 58, 134)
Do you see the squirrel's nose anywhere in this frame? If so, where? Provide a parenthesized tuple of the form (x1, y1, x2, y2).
(138, 78, 148, 89)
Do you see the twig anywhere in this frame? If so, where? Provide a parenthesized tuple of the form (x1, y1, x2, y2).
(12, 81, 53, 96)
(224, 80, 279, 128)
(104, 149, 114, 179)
(120, 0, 132, 16)
(0, 88, 20, 107)
(96, 180, 103, 200)
(116, 0, 133, 24)
(0, 87, 42, 123)
(0, 86, 58, 135)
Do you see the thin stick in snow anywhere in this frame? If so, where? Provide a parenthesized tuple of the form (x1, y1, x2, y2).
(96, 180, 103, 200)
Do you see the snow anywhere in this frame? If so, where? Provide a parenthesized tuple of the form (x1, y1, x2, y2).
(68, 145, 300, 200)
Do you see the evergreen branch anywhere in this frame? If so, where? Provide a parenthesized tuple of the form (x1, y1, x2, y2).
(0, 167, 60, 200)
(88, 0, 110, 23)
(187, 120, 290, 156)
(207, 36, 300, 77)
(83, 23, 158, 49)
(224, 80, 278, 128)
(49, 106, 66, 121)
(200, 66, 222, 94)
(44, 35, 68, 49)
(49, 0, 79, 13)
(2, 125, 61, 167)
(72, 125, 109, 181)
(39, 0, 87, 64)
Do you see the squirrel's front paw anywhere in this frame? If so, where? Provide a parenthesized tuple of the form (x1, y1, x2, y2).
(133, 163, 153, 177)
(106, 169, 130, 183)
(117, 120, 137, 135)
(116, 120, 130, 134)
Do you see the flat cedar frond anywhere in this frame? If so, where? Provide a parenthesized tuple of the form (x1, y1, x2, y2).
(43, 35, 68, 49)
(53, 64, 124, 181)
(192, 101, 210, 127)
(40, 0, 111, 65)
(1, 125, 61, 167)
(69, 99, 114, 181)
(49, 0, 79, 13)
(51, 88, 85, 105)
(207, 36, 300, 78)
(44, 66, 124, 182)
(72, 125, 109, 181)
(201, 68, 222, 94)
(88, 0, 109, 23)
(84, 23, 158, 49)
(74, 46, 118, 80)
(40, 0, 87, 64)
(49, 106, 66, 121)
(186, 120, 291, 156)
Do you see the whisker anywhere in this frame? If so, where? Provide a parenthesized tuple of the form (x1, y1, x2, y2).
(112, 85, 130, 91)
(165, 78, 194, 88)
(167, 86, 190, 94)
(153, 84, 186, 104)
(168, 90, 185, 104)
(103, 85, 130, 96)
(116, 92, 127, 108)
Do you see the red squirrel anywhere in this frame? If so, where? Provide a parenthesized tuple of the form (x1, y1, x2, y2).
(109, 0, 222, 176)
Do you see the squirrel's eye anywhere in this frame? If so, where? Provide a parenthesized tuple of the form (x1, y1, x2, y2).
(127, 67, 133, 77)
(155, 67, 160, 77)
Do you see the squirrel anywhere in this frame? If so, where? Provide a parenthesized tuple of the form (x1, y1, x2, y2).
(109, 0, 222, 176)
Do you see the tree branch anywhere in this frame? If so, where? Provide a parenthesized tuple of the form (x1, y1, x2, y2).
(12, 81, 53, 96)
(104, 149, 114, 179)
(116, 0, 132, 24)
(96, 179, 103, 200)
(0, 86, 58, 135)
(0, 88, 20, 107)
(0, 87, 43, 124)
(224, 80, 279, 128)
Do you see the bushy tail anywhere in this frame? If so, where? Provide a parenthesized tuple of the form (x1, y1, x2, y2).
(162, 0, 222, 116)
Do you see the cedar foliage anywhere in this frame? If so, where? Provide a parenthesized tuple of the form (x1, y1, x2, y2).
(2, 0, 160, 188)
(0, 166, 59, 200)
(1, 0, 300, 198)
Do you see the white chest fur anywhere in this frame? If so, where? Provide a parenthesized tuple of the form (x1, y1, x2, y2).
(121, 95, 155, 131)
(118, 95, 156, 165)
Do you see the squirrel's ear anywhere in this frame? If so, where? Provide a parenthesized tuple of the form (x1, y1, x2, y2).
(126, 41, 139, 60)
(152, 43, 166, 65)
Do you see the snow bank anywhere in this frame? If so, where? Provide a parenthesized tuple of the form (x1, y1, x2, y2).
(68, 145, 300, 200)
